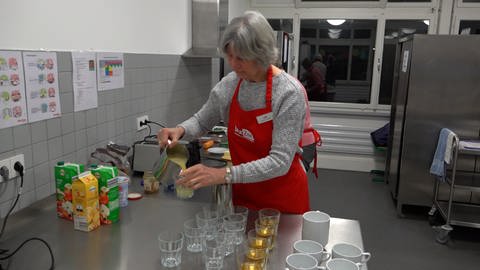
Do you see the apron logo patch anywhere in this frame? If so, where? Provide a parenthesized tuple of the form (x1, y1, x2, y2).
(234, 125, 254, 142)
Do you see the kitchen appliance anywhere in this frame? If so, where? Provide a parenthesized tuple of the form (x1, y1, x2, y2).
(387, 35, 480, 215)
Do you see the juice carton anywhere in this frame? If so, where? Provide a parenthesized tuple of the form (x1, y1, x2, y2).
(91, 165, 120, 224)
(72, 171, 100, 232)
(54, 162, 85, 220)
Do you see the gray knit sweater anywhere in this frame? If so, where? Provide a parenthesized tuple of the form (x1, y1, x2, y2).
(179, 71, 306, 184)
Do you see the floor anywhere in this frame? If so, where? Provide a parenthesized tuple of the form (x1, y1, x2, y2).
(309, 169, 480, 270)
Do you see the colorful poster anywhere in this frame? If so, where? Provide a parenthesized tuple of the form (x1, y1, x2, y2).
(23, 51, 61, 122)
(0, 51, 28, 129)
(96, 52, 124, 91)
(72, 52, 98, 112)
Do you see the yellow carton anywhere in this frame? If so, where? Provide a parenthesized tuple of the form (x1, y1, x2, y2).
(72, 171, 100, 232)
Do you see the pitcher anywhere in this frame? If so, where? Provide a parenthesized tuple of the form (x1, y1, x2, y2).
(152, 142, 194, 199)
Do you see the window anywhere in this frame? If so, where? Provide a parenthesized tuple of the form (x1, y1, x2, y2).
(459, 20, 480, 34)
(379, 20, 429, 104)
(298, 19, 377, 103)
(267, 19, 293, 33)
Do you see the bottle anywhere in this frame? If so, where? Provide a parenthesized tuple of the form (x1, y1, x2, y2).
(143, 170, 159, 194)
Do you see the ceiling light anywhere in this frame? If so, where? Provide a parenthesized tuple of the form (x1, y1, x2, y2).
(423, 20, 430, 26)
(327, 19, 346, 26)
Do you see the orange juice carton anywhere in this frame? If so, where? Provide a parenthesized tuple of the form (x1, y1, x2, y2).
(72, 171, 100, 232)
(91, 165, 119, 225)
(54, 162, 85, 220)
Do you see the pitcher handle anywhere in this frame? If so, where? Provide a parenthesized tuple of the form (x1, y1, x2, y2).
(361, 252, 371, 263)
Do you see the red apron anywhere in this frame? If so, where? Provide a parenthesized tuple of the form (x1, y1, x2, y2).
(228, 66, 310, 214)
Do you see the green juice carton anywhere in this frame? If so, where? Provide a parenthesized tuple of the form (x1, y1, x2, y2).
(55, 162, 85, 221)
(91, 165, 119, 224)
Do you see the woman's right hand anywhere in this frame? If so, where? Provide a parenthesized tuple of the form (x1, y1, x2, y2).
(157, 126, 185, 148)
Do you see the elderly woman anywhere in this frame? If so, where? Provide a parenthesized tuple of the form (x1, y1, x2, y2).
(158, 10, 310, 214)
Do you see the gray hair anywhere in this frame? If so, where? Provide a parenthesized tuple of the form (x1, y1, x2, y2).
(220, 10, 278, 69)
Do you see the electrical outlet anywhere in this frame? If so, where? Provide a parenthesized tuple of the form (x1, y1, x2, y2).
(136, 115, 149, 131)
(0, 158, 10, 182)
(0, 154, 25, 182)
(10, 154, 24, 178)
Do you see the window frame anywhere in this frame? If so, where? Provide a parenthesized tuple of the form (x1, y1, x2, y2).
(452, 5, 480, 34)
(258, 2, 437, 111)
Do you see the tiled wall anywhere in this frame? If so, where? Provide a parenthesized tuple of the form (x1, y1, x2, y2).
(0, 53, 212, 217)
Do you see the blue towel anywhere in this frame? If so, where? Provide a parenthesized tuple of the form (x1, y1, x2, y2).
(430, 128, 455, 178)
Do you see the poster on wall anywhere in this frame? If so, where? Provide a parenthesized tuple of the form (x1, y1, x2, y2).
(72, 52, 98, 112)
(0, 51, 28, 129)
(23, 51, 61, 122)
(96, 52, 124, 91)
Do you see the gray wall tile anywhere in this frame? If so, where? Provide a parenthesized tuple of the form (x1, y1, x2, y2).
(19, 190, 36, 209)
(48, 137, 63, 160)
(0, 180, 17, 203)
(56, 52, 72, 72)
(86, 126, 97, 146)
(47, 118, 61, 139)
(61, 113, 74, 135)
(0, 128, 14, 153)
(31, 121, 47, 144)
(35, 183, 52, 200)
(75, 129, 87, 150)
(60, 92, 74, 114)
(32, 141, 48, 166)
(58, 72, 73, 93)
(62, 132, 75, 155)
(13, 125, 31, 148)
(34, 162, 50, 187)
(74, 111, 86, 130)
(86, 108, 97, 127)
(22, 169, 35, 193)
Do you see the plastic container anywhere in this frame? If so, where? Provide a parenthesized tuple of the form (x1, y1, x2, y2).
(143, 170, 159, 194)
(117, 176, 130, 207)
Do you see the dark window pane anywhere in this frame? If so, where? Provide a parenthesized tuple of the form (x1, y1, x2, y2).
(351, 46, 370, 80)
(354, 29, 371, 39)
(379, 20, 429, 105)
(299, 19, 376, 104)
(267, 19, 293, 33)
(459, 20, 480, 35)
(320, 46, 349, 81)
(301, 28, 317, 38)
(461, 0, 480, 2)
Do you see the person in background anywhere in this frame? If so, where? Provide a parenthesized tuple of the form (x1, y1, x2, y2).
(158, 10, 310, 214)
(301, 58, 327, 101)
(312, 54, 327, 80)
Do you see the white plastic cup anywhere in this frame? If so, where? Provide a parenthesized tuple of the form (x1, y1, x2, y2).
(117, 176, 129, 207)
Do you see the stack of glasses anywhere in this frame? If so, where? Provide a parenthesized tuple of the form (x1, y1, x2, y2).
(157, 206, 280, 270)
(238, 208, 280, 270)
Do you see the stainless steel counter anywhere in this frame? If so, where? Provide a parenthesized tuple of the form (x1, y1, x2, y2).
(1, 179, 367, 270)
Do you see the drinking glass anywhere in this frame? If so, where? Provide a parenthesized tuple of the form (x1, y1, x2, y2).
(236, 242, 268, 270)
(202, 232, 226, 270)
(158, 231, 184, 268)
(255, 218, 276, 250)
(183, 218, 205, 252)
(196, 210, 220, 241)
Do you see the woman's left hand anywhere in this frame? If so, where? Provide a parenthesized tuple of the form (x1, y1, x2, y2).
(176, 164, 226, 190)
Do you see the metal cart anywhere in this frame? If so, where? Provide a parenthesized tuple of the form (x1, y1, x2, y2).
(429, 137, 480, 244)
